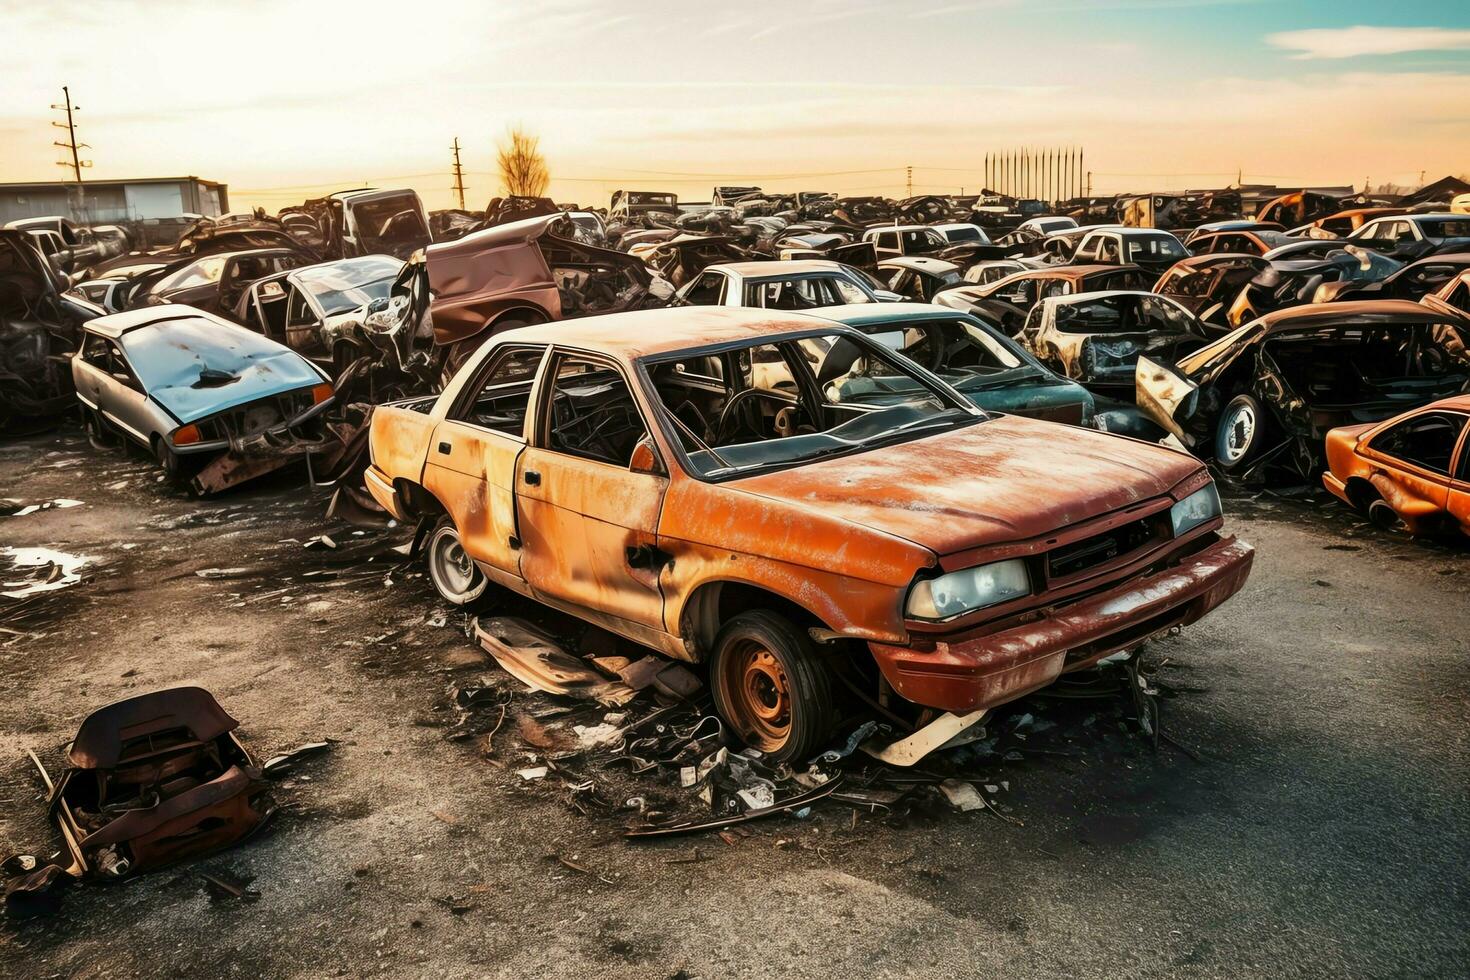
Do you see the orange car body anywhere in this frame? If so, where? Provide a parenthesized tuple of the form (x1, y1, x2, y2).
(364, 307, 1253, 715)
(1323, 395, 1470, 536)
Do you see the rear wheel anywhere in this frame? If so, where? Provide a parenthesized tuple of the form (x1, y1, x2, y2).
(709, 611, 835, 764)
(426, 517, 488, 607)
(83, 407, 114, 448)
(1214, 394, 1269, 472)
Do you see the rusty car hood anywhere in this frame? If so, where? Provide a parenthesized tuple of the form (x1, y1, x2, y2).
(728, 414, 1200, 557)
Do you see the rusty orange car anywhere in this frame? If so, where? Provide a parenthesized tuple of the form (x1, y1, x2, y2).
(1323, 395, 1470, 536)
(363, 307, 1254, 760)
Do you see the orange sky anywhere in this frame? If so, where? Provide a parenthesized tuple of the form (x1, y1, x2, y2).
(3, 1, 1468, 212)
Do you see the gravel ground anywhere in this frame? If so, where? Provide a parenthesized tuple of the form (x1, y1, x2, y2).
(0, 427, 1466, 979)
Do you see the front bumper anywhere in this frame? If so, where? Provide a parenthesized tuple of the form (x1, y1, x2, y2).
(868, 535, 1254, 713)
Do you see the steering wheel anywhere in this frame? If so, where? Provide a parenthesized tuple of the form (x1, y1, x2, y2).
(714, 387, 787, 445)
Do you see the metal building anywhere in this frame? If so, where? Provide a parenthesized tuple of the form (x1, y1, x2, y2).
(0, 176, 228, 225)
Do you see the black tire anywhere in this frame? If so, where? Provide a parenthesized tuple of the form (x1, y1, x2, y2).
(83, 407, 114, 448)
(1214, 393, 1269, 472)
(709, 610, 835, 764)
(153, 436, 181, 477)
(425, 516, 489, 607)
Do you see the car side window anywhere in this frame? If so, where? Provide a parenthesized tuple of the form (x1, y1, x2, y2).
(1098, 237, 1121, 263)
(106, 343, 141, 391)
(1371, 411, 1467, 477)
(82, 333, 111, 368)
(682, 271, 725, 306)
(877, 232, 897, 249)
(832, 277, 869, 304)
(287, 285, 317, 326)
(457, 345, 547, 437)
(544, 355, 648, 467)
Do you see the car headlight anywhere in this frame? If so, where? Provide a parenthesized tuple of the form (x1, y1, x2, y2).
(906, 559, 1030, 620)
(1170, 483, 1221, 537)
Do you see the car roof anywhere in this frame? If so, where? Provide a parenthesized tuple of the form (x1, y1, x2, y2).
(878, 256, 960, 274)
(84, 304, 212, 339)
(1029, 263, 1138, 280)
(495, 306, 847, 359)
(812, 302, 971, 325)
(1258, 298, 1467, 329)
(710, 260, 844, 277)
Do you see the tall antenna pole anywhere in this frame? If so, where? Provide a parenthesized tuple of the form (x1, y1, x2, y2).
(906, 164, 913, 198)
(450, 137, 467, 210)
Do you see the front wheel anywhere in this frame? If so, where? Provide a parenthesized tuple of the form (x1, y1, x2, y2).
(426, 517, 488, 607)
(709, 611, 835, 764)
(1214, 393, 1270, 472)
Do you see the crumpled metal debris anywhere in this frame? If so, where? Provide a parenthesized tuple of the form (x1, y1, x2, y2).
(473, 617, 637, 706)
(4, 687, 279, 918)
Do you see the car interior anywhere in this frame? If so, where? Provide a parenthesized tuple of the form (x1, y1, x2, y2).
(1370, 411, 1467, 477)
(646, 333, 964, 475)
(1264, 324, 1470, 427)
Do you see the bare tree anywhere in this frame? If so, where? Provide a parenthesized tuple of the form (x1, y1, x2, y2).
(496, 126, 549, 198)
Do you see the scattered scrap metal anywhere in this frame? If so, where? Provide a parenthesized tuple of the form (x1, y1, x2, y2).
(445, 615, 1189, 844)
(2, 687, 330, 919)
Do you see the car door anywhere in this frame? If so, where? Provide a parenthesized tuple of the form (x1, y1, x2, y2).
(1449, 423, 1470, 531)
(423, 343, 548, 577)
(73, 331, 112, 415)
(515, 350, 668, 633)
(1363, 410, 1465, 516)
(284, 284, 328, 358)
(98, 340, 154, 444)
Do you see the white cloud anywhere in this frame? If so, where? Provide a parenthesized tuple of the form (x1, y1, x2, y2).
(1267, 25, 1470, 60)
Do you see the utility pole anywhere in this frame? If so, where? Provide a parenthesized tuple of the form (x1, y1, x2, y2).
(905, 165, 913, 198)
(450, 137, 467, 210)
(51, 85, 90, 221)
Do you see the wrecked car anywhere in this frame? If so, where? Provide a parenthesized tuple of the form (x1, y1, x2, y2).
(863, 225, 949, 261)
(1136, 300, 1470, 479)
(130, 248, 311, 315)
(1071, 227, 1190, 274)
(610, 190, 679, 219)
(1256, 190, 1342, 228)
(363, 307, 1252, 761)
(813, 302, 1095, 425)
(1322, 394, 1470, 536)
(675, 260, 896, 309)
(1, 229, 105, 433)
(279, 188, 431, 261)
(25, 686, 273, 890)
(1152, 253, 1270, 328)
(233, 254, 436, 400)
(1184, 228, 1299, 257)
(935, 264, 1154, 336)
(73, 305, 335, 492)
(638, 235, 750, 288)
(1020, 291, 1211, 390)
(1314, 253, 1470, 304)
(420, 212, 674, 374)
(1345, 213, 1470, 259)
(878, 257, 964, 301)
(1226, 245, 1402, 328)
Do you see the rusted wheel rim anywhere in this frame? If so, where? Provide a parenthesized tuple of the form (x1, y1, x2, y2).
(723, 639, 791, 751)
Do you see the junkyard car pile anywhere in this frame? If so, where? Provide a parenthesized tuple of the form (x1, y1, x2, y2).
(4, 175, 1469, 912)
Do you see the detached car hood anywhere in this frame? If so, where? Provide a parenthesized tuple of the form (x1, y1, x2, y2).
(732, 414, 1200, 556)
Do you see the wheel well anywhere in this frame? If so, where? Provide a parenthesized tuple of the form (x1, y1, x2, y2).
(681, 581, 830, 660)
(392, 479, 446, 518)
(1343, 476, 1379, 510)
(490, 307, 549, 332)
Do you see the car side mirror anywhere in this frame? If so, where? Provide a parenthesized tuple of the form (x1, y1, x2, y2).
(629, 436, 665, 476)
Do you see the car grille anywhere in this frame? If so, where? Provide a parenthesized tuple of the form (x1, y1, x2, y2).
(194, 389, 315, 442)
(1047, 517, 1158, 581)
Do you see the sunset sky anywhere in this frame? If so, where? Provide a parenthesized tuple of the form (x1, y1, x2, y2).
(3, 0, 1468, 212)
